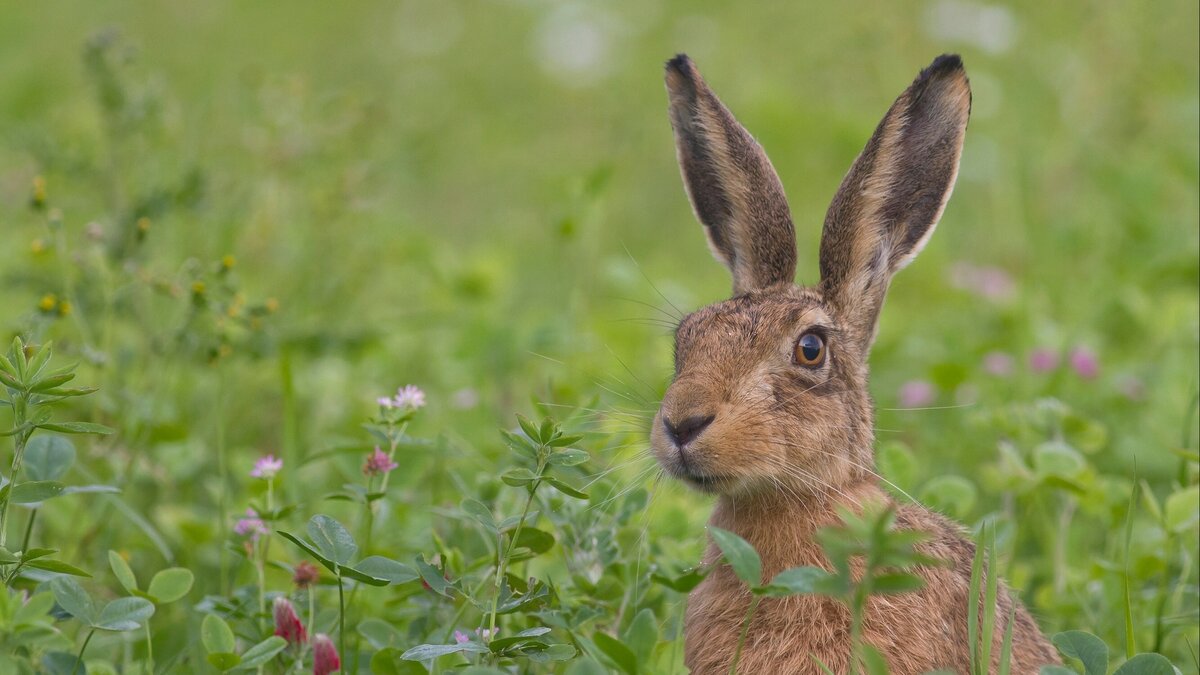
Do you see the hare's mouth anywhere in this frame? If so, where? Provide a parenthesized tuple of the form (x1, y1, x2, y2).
(681, 471, 734, 493)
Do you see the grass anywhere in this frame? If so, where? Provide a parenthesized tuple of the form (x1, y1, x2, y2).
(0, 1, 1197, 672)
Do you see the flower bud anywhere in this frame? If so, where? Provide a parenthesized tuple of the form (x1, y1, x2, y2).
(272, 597, 307, 645)
(312, 633, 341, 675)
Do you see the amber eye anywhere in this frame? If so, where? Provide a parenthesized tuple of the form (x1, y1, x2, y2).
(794, 333, 826, 367)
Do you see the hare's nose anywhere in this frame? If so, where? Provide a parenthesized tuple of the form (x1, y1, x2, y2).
(664, 414, 715, 448)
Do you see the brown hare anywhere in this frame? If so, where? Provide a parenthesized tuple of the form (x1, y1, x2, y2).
(651, 53, 1061, 674)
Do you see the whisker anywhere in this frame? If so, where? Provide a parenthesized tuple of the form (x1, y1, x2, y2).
(621, 242, 685, 320)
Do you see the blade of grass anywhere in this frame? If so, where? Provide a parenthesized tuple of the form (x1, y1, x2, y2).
(968, 523, 985, 675)
(1122, 464, 1139, 658)
(997, 604, 1015, 675)
(980, 525, 998, 675)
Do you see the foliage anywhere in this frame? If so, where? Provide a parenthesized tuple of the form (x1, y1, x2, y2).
(0, 2, 1197, 673)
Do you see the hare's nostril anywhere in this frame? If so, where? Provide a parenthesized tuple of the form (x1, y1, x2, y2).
(664, 414, 716, 448)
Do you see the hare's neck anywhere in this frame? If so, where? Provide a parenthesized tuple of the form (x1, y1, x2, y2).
(708, 479, 888, 577)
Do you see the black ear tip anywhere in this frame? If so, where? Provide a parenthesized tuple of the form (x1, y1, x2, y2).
(924, 53, 965, 78)
(666, 53, 695, 76)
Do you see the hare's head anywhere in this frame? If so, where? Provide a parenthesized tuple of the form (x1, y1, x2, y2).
(650, 54, 971, 497)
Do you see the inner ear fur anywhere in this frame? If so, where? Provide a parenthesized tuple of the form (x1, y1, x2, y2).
(819, 54, 971, 347)
(665, 54, 797, 296)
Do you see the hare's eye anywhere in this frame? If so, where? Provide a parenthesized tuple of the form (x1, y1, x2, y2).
(794, 333, 825, 367)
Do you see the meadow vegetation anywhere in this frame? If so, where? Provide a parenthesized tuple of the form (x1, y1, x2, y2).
(0, 1, 1196, 673)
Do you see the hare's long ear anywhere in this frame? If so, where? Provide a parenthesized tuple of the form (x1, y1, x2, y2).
(665, 54, 796, 295)
(820, 54, 971, 347)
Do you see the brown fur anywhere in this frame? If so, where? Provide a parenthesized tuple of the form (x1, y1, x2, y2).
(654, 54, 1061, 673)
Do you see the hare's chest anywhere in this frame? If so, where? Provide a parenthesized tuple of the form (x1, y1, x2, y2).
(684, 570, 852, 675)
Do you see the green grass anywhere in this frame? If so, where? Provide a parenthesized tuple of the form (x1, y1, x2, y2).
(0, 1, 1197, 672)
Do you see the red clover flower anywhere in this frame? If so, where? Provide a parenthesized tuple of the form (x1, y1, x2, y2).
(363, 446, 399, 476)
(272, 596, 307, 645)
(312, 634, 341, 675)
(251, 454, 283, 479)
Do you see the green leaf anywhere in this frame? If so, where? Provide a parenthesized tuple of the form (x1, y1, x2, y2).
(651, 567, 708, 593)
(30, 372, 75, 393)
(876, 441, 918, 493)
(370, 648, 429, 674)
(0, 547, 17, 564)
(61, 484, 121, 496)
(207, 653, 242, 670)
(622, 608, 658, 664)
(147, 568, 194, 603)
(24, 435, 75, 481)
(511, 527, 555, 557)
(307, 514, 358, 565)
(277, 530, 346, 580)
(36, 422, 115, 435)
(351, 556, 418, 584)
(593, 632, 638, 675)
(96, 596, 154, 631)
(38, 386, 100, 398)
(27, 558, 92, 576)
(1039, 667, 1078, 675)
(1033, 441, 1086, 481)
(547, 448, 589, 466)
(400, 642, 489, 661)
(0, 369, 22, 390)
(358, 618, 403, 650)
(1111, 654, 1175, 675)
(25, 341, 54, 380)
(202, 613, 236, 654)
(516, 415, 542, 445)
(761, 566, 832, 597)
(710, 526, 762, 587)
(10, 480, 65, 503)
(42, 651, 88, 675)
(500, 467, 538, 488)
(543, 475, 588, 499)
(50, 577, 96, 626)
(339, 564, 392, 586)
(414, 557, 454, 596)
(499, 429, 539, 459)
(0, 352, 17, 377)
(1164, 486, 1199, 533)
(1052, 631, 1109, 675)
(998, 605, 1016, 675)
(918, 475, 977, 519)
(861, 644, 890, 675)
(19, 547, 55, 561)
(108, 551, 138, 593)
(461, 498, 498, 534)
(488, 626, 552, 651)
(233, 636, 288, 670)
(871, 572, 926, 595)
(527, 644, 576, 662)
(546, 433, 584, 447)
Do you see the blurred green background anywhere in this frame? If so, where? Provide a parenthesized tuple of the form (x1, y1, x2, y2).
(1, 0, 1197, 666)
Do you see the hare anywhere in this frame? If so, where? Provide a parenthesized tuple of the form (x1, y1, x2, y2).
(650, 54, 1061, 674)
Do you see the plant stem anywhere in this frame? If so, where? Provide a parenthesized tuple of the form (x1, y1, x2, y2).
(145, 622, 155, 675)
(488, 476, 539, 640)
(19, 508, 37, 553)
(848, 587, 867, 675)
(72, 628, 96, 675)
(377, 421, 407, 494)
(337, 574, 346, 667)
(728, 595, 761, 675)
(0, 393, 29, 549)
(257, 476, 275, 634)
(256, 542, 267, 632)
(216, 367, 229, 594)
